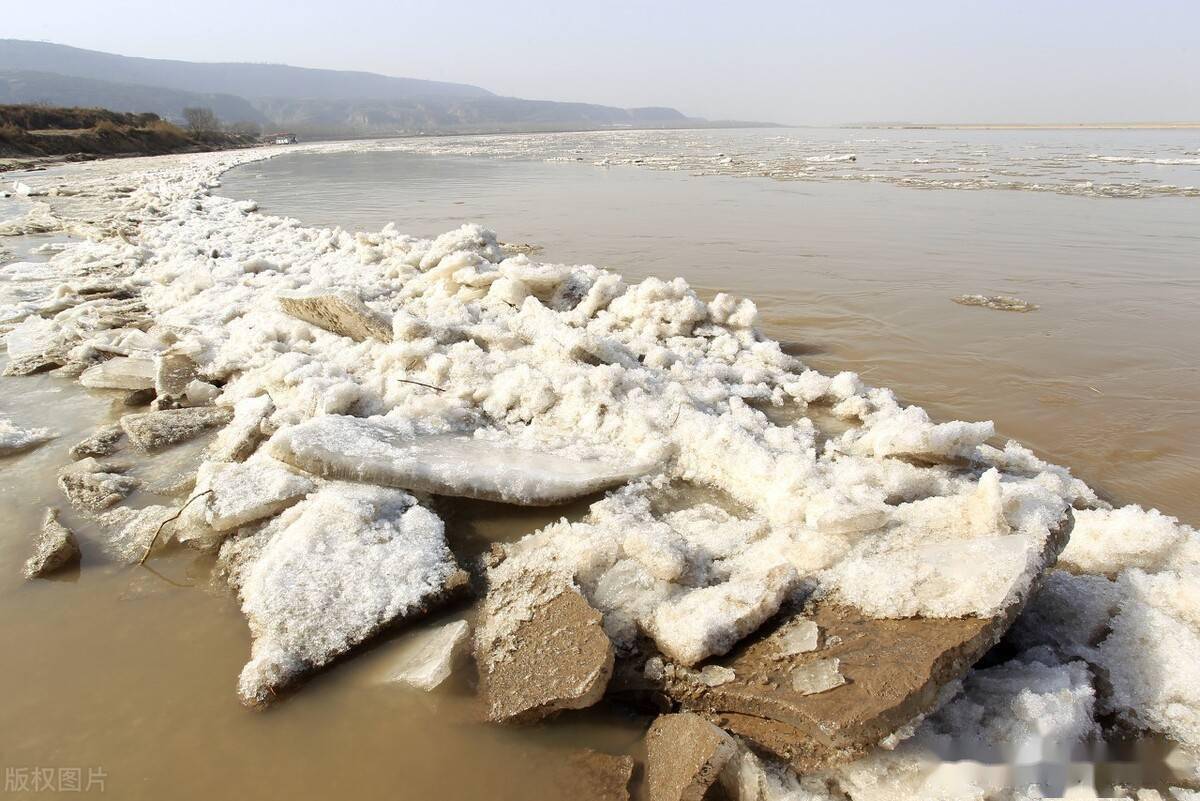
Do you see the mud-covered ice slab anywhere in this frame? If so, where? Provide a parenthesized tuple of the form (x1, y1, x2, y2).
(24, 508, 80, 579)
(644, 712, 737, 801)
(223, 483, 468, 707)
(268, 414, 655, 506)
(476, 580, 615, 722)
(120, 406, 232, 452)
(653, 510, 1074, 773)
(277, 291, 393, 343)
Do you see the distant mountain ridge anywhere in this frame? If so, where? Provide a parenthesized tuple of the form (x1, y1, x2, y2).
(0, 40, 744, 136)
(0, 39, 493, 102)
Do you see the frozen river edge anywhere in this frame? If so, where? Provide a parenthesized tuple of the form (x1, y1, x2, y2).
(2, 143, 1199, 800)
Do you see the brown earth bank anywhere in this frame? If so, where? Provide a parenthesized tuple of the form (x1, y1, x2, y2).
(0, 104, 255, 172)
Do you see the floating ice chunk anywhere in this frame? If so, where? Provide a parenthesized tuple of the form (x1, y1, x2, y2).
(268, 415, 654, 506)
(0, 417, 57, 456)
(623, 525, 690, 582)
(915, 655, 1097, 763)
(590, 558, 681, 649)
(5, 315, 58, 361)
(235, 484, 465, 706)
(381, 619, 471, 691)
(80, 356, 157, 390)
(184, 379, 221, 406)
(774, 619, 820, 657)
(953, 294, 1039, 313)
(121, 406, 232, 451)
(791, 657, 845, 695)
(648, 564, 797, 666)
(24, 508, 80, 579)
(698, 664, 737, 687)
(58, 458, 137, 512)
(206, 460, 313, 530)
(95, 503, 176, 563)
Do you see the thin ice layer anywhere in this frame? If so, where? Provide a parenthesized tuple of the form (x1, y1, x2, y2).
(234, 483, 463, 706)
(267, 414, 654, 505)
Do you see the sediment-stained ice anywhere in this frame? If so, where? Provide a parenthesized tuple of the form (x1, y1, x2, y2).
(267, 414, 656, 505)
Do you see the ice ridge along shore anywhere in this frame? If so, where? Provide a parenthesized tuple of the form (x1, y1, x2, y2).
(2, 144, 1198, 798)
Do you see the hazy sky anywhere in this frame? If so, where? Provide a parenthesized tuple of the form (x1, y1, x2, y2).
(5, 0, 1198, 124)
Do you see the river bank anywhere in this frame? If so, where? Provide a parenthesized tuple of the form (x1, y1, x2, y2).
(0, 104, 258, 174)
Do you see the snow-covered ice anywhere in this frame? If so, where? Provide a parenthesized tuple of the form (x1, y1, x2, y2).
(227, 483, 464, 706)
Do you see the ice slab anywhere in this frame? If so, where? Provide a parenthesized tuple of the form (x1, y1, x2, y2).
(80, 356, 156, 390)
(0, 417, 57, 456)
(790, 657, 845, 695)
(380, 619, 470, 691)
(268, 415, 654, 506)
(175, 459, 316, 549)
(233, 483, 466, 706)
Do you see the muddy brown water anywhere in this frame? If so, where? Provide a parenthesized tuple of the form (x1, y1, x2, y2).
(1, 135, 1198, 798)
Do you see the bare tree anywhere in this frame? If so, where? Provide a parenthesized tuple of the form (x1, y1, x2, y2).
(182, 107, 220, 134)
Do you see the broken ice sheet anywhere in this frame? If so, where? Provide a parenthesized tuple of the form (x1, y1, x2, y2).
(232, 483, 466, 706)
(79, 355, 156, 390)
(790, 657, 845, 695)
(377, 619, 471, 691)
(774, 619, 820, 658)
(267, 414, 655, 505)
(0, 417, 57, 456)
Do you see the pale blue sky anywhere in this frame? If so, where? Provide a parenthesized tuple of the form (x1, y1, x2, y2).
(4, 0, 1198, 124)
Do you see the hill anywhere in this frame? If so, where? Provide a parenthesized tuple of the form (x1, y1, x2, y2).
(0, 70, 267, 126)
(0, 39, 492, 102)
(0, 40, 758, 136)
